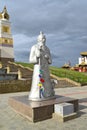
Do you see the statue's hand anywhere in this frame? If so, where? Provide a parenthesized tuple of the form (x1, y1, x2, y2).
(36, 49, 40, 58)
(39, 45, 42, 50)
(45, 54, 49, 59)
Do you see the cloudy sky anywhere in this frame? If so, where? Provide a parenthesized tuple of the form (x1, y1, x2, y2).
(0, 0, 87, 67)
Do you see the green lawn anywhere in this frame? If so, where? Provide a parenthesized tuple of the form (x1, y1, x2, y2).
(50, 66, 87, 84)
(16, 62, 87, 84)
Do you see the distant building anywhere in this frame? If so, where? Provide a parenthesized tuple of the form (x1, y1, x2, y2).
(78, 52, 87, 72)
(79, 52, 87, 64)
(0, 6, 14, 63)
(62, 63, 70, 69)
(62, 61, 71, 69)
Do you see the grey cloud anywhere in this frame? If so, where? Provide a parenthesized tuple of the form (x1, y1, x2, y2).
(15, 49, 29, 63)
(1, 0, 87, 66)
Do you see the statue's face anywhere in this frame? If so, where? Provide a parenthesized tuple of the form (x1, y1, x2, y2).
(37, 32, 46, 44)
(38, 37, 46, 44)
(38, 41, 45, 47)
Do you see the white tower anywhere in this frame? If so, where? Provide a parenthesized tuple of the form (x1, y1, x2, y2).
(0, 6, 14, 63)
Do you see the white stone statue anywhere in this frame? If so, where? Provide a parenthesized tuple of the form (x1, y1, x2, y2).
(29, 32, 55, 101)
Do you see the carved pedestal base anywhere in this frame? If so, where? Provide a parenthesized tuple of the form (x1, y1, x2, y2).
(8, 95, 54, 122)
(8, 95, 79, 122)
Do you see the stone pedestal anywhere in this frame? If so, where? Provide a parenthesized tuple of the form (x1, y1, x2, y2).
(9, 95, 79, 122)
(9, 95, 54, 122)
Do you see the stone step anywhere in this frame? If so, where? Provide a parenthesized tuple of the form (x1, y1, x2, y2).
(0, 73, 18, 80)
(7, 62, 33, 78)
(55, 80, 76, 88)
(0, 68, 7, 74)
(7, 62, 78, 88)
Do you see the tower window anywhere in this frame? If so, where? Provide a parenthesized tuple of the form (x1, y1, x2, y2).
(5, 39, 8, 43)
(2, 26, 10, 33)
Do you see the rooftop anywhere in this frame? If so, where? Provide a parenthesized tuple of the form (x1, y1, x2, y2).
(80, 52, 87, 56)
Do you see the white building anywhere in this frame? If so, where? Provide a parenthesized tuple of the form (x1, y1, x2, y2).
(78, 52, 87, 72)
(79, 52, 87, 65)
(0, 6, 14, 63)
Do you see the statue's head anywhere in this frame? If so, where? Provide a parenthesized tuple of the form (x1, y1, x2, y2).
(37, 31, 46, 44)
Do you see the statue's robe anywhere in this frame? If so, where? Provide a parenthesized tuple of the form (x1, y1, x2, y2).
(29, 43, 55, 100)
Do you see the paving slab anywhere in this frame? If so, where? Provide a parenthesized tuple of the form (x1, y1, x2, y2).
(0, 86, 87, 130)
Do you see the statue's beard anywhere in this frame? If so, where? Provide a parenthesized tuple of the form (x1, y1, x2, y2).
(38, 42, 45, 47)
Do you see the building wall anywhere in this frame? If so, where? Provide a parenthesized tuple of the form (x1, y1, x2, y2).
(0, 46, 14, 58)
(79, 57, 87, 64)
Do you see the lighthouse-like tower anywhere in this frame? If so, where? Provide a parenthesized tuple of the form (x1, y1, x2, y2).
(0, 6, 14, 63)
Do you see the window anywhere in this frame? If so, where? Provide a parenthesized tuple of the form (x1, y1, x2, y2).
(2, 26, 10, 33)
(5, 39, 8, 43)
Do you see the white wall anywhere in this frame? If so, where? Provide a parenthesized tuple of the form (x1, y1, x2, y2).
(1, 46, 14, 58)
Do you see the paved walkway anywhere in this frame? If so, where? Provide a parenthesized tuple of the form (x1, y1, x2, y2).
(1, 86, 87, 130)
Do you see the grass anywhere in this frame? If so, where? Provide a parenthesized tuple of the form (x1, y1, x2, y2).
(16, 62, 87, 84)
(50, 66, 87, 84)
